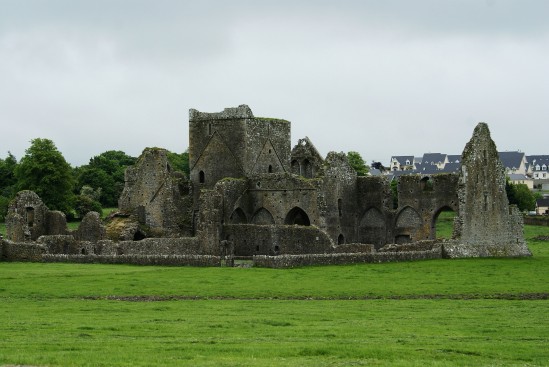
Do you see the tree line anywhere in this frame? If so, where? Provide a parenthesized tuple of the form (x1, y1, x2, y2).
(0, 138, 189, 222)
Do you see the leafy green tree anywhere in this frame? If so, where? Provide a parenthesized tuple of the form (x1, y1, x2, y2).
(0, 195, 10, 222)
(76, 150, 136, 207)
(0, 152, 18, 220)
(347, 151, 369, 176)
(74, 185, 102, 218)
(506, 179, 536, 212)
(15, 138, 75, 214)
(167, 150, 190, 175)
(0, 152, 18, 197)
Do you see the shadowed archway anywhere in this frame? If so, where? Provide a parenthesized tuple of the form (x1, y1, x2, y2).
(284, 207, 311, 226)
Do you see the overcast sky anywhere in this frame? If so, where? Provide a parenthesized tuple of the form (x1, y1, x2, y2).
(1, 0, 548, 166)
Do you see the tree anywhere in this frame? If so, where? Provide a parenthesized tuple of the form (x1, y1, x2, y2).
(167, 150, 190, 175)
(0, 152, 18, 196)
(506, 179, 536, 212)
(347, 151, 369, 176)
(15, 138, 75, 214)
(76, 150, 137, 207)
(0, 152, 18, 220)
(74, 185, 102, 218)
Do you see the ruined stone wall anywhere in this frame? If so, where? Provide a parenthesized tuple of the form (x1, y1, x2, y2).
(73, 211, 106, 243)
(253, 248, 442, 268)
(227, 174, 321, 226)
(42, 254, 220, 266)
(118, 148, 193, 237)
(291, 137, 324, 178)
(1, 240, 45, 261)
(396, 174, 459, 243)
(189, 105, 291, 193)
(319, 152, 358, 245)
(450, 123, 530, 257)
(356, 176, 393, 248)
(5, 191, 68, 242)
(224, 224, 334, 256)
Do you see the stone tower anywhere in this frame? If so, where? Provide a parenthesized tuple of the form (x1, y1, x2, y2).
(445, 123, 531, 257)
(188, 105, 291, 199)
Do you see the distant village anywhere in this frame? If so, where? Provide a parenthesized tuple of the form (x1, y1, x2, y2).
(381, 152, 549, 215)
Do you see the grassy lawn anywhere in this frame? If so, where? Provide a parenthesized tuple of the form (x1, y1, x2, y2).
(0, 225, 548, 366)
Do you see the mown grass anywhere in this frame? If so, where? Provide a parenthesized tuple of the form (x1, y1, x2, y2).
(0, 225, 548, 366)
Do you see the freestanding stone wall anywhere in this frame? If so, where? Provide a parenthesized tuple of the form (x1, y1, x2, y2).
(444, 123, 531, 257)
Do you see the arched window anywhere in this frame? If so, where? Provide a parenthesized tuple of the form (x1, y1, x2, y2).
(199, 171, 205, 184)
(338, 234, 345, 245)
(268, 165, 273, 173)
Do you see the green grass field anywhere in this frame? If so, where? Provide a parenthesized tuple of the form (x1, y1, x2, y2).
(0, 222, 548, 366)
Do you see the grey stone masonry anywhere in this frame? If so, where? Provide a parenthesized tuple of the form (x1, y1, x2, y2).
(447, 123, 531, 258)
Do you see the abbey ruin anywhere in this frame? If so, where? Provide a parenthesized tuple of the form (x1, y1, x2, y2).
(1, 105, 532, 267)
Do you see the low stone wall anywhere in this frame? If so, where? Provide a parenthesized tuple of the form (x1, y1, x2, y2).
(1, 240, 45, 262)
(332, 243, 375, 254)
(442, 241, 532, 258)
(253, 248, 442, 268)
(97, 237, 200, 256)
(42, 254, 220, 266)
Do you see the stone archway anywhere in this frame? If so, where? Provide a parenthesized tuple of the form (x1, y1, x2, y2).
(284, 207, 311, 226)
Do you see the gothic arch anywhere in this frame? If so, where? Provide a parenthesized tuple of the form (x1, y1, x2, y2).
(229, 208, 248, 224)
(359, 207, 386, 246)
(251, 207, 275, 225)
(284, 207, 311, 226)
(396, 206, 422, 228)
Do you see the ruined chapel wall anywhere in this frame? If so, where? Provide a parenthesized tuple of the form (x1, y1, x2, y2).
(320, 152, 358, 245)
(118, 148, 192, 237)
(396, 174, 459, 242)
(356, 176, 393, 247)
(224, 224, 334, 256)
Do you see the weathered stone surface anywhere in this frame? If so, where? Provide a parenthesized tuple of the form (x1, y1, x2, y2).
(74, 211, 106, 243)
(291, 137, 324, 178)
(448, 123, 531, 258)
(117, 148, 193, 237)
(5, 190, 67, 242)
(1, 106, 530, 267)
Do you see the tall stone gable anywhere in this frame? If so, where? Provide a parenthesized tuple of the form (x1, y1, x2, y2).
(445, 123, 531, 257)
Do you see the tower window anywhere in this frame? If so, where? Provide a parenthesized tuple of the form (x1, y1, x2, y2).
(199, 171, 205, 184)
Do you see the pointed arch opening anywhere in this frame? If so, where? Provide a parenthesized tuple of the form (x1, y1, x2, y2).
(229, 208, 248, 224)
(251, 207, 275, 225)
(199, 170, 205, 184)
(302, 159, 312, 178)
(284, 207, 310, 226)
(432, 206, 456, 240)
(359, 207, 386, 247)
(338, 234, 345, 245)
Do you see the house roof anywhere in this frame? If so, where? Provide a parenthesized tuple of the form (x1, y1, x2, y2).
(508, 174, 530, 181)
(414, 164, 440, 175)
(498, 151, 525, 170)
(439, 162, 461, 173)
(369, 168, 383, 176)
(536, 198, 549, 207)
(422, 153, 447, 165)
(527, 155, 549, 164)
(390, 156, 414, 165)
(447, 155, 461, 163)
